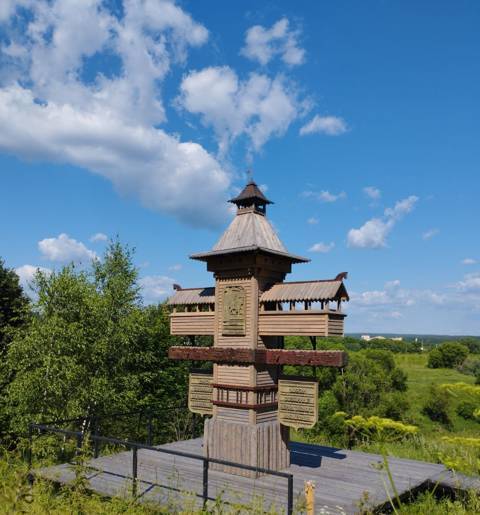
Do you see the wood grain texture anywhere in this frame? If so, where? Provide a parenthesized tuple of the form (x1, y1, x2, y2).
(35, 437, 458, 515)
(169, 347, 347, 367)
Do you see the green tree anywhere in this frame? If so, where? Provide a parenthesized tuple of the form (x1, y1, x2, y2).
(0, 258, 28, 355)
(0, 258, 29, 434)
(427, 341, 469, 369)
(5, 241, 183, 434)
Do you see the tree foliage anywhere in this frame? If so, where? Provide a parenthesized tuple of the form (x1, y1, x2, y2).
(0, 258, 28, 355)
(4, 241, 188, 434)
(427, 342, 469, 369)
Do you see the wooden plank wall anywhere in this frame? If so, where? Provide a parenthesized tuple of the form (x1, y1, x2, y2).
(170, 312, 215, 335)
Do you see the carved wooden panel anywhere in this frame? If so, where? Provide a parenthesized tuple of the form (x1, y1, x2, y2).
(188, 372, 213, 415)
(278, 377, 318, 429)
(222, 285, 246, 336)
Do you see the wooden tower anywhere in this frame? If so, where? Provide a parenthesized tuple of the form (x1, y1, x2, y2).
(168, 180, 349, 476)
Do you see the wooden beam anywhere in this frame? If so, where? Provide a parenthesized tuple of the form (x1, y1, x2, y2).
(168, 346, 347, 367)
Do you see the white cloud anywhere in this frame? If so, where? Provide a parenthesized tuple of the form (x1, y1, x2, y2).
(363, 186, 381, 200)
(90, 232, 108, 242)
(38, 233, 97, 263)
(302, 190, 346, 203)
(422, 228, 439, 240)
(178, 66, 299, 155)
(240, 18, 305, 66)
(0, 1, 231, 228)
(307, 217, 319, 225)
(309, 242, 335, 253)
(351, 279, 445, 310)
(347, 195, 419, 248)
(462, 258, 477, 265)
(456, 273, 480, 293)
(300, 115, 347, 136)
(168, 264, 182, 271)
(15, 264, 52, 291)
(139, 274, 175, 304)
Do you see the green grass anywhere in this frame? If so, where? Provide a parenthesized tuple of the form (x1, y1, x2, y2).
(394, 353, 478, 436)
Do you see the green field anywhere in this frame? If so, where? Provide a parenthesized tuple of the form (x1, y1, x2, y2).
(395, 353, 478, 436)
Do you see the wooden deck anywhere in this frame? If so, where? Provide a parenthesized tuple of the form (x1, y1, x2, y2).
(34, 437, 479, 514)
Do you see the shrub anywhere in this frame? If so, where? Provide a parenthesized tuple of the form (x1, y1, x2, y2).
(340, 413, 418, 445)
(422, 385, 452, 427)
(377, 392, 410, 421)
(427, 342, 469, 369)
(390, 368, 408, 392)
(363, 349, 395, 373)
(457, 356, 480, 377)
(456, 400, 478, 420)
(427, 348, 444, 369)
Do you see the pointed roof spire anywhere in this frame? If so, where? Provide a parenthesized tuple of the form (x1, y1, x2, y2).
(229, 176, 273, 208)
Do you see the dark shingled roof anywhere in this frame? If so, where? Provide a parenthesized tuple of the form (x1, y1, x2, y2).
(229, 180, 273, 205)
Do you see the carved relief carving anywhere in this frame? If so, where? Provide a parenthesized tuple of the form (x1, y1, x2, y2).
(222, 285, 246, 336)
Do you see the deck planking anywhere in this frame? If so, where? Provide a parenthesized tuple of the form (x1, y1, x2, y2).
(34, 437, 473, 514)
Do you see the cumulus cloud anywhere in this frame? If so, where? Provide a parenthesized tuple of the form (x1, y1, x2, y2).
(139, 274, 175, 304)
(90, 232, 108, 242)
(300, 115, 347, 136)
(462, 258, 477, 265)
(302, 190, 346, 203)
(347, 195, 419, 248)
(422, 228, 439, 240)
(178, 66, 299, 155)
(240, 18, 305, 66)
(0, 0, 231, 228)
(309, 242, 335, 253)
(456, 273, 480, 293)
(351, 280, 445, 311)
(363, 186, 381, 200)
(38, 233, 97, 263)
(307, 217, 319, 225)
(15, 264, 52, 291)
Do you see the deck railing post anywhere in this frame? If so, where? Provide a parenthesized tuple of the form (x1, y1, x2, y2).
(27, 423, 33, 468)
(93, 417, 100, 458)
(287, 474, 293, 515)
(147, 412, 153, 446)
(202, 458, 209, 508)
(132, 446, 138, 497)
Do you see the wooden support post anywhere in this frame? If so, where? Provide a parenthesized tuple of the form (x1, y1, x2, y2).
(305, 480, 315, 515)
(309, 336, 317, 377)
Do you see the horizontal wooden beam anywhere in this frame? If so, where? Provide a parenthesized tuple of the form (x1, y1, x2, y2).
(168, 346, 347, 367)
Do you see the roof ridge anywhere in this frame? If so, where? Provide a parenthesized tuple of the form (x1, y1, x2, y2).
(272, 279, 341, 285)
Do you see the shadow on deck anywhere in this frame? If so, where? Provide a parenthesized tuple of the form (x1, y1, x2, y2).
(33, 437, 479, 514)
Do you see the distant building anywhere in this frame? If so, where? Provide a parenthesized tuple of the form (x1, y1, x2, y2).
(361, 335, 403, 342)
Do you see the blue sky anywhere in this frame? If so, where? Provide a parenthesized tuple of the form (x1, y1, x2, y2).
(0, 0, 479, 334)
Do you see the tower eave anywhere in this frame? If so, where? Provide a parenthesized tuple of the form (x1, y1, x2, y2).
(189, 246, 310, 264)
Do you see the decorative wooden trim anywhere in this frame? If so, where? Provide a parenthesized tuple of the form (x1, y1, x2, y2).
(212, 400, 278, 410)
(168, 346, 347, 367)
(213, 383, 278, 392)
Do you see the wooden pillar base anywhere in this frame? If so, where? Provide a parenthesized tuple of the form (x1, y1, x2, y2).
(204, 417, 290, 478)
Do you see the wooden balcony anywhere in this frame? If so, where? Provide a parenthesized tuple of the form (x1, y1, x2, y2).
(170, 312, 215, 335)
(258, 310, 346, 337)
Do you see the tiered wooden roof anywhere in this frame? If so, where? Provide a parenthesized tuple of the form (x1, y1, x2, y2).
(260, 280, 349, 303)
(167, 287, 215, 305)
(191, 181, 308, 264)
(167, 279, 348, 305)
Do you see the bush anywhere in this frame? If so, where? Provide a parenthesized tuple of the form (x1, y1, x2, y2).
(456, 400, 478, 420)
(457, 356, 480, 377)
(363, 349, 395, 373)
(331, 353, 409, 418)
(427, 342, 469, 369)
(427, 348, 444, 368)
(377, 392, 410, 421)
(422, 385, 452, 427)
